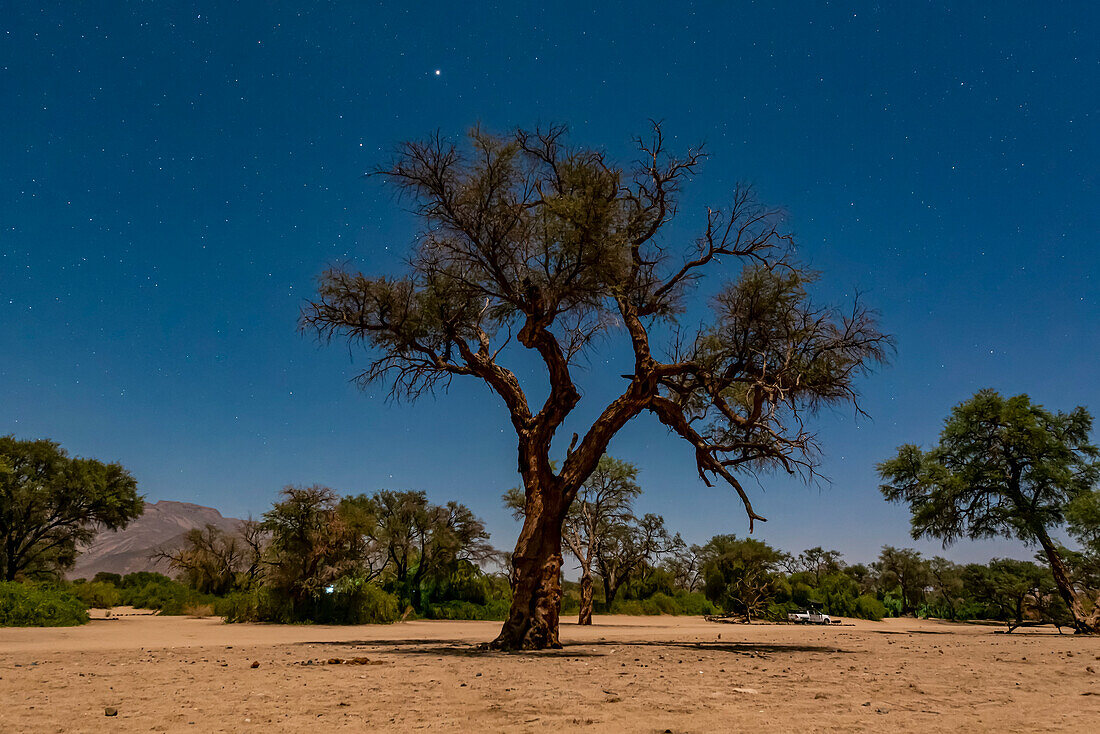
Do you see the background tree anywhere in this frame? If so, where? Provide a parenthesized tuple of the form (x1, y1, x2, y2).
(785, 546, 845, 584)
(261, 485, 360, 613)
(505, 454, 641, 624)
(302, 123, 889, 649)
(153, 521, 265, 595)
(0, 436, 143, 581)
(966, 558, 1054, 632)
(662, 542, 704, 593)
(878, 390, 1100, 631)
(699, 534, 786, 620)
(873, 546, 929, 616)
(925, 556, 966, 619)
(355, 490, 494, 612)
(1065, 489, 1100, 596)
(841, 563, 877, 596)
(594, 512, 681, 611)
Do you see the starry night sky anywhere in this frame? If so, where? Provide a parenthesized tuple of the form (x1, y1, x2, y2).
(2, 2, 1098, 564)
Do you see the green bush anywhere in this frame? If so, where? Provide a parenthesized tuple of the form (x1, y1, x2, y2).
(215, 588, 294, 623)
(426, 599, 511, 620)
(0, 582, 89, 627)
(881, 591, 903, 618)
(70, 581, 121, 609)
(218, 579, 399, 625)
(610, 598, 647, 615)
(312, 577, 400, 624)
(854, 594, 886, 621)
(669, 590, 718, 615)
(119, 571, 174, 589)
(609, 590, 716, 616)
(121, 577, 215, 615)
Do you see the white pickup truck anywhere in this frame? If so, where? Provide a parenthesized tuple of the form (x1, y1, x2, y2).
(787, 609, 832, 624)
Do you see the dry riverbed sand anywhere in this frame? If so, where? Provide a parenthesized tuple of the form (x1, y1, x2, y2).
(2, 611, 1098, 732)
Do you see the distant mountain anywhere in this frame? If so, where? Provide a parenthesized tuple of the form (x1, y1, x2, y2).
(68, 500, 242, 580)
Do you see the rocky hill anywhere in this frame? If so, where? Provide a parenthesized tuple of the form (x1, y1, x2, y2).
(68, 500, 241, 580)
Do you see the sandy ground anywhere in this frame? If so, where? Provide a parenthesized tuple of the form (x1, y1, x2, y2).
(2, 611, 1099, 733)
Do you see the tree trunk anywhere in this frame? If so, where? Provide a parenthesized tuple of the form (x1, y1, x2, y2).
(1033, 531, 1098, 633)
(491, 487, 565, 650)
(578, 568, 594, 625)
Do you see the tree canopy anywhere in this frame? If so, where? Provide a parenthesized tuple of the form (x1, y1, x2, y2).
(0, 436, 143, 581)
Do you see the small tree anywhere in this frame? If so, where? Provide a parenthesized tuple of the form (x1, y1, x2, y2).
(700, 534, 785, 620)
(504, 454, 641, 624)
(595, 512, 682, 611)
(878, 390, 1100, 631)
(967, 558, 1053, 632)
(345, 490, 494, 612)
(302, 124, 889, 648)
(0, 436, 143, 581)
(662, 543, 704, 593)
(261, 485, 359, 612)
(873, 546, 929, 615)
(154, 521, 265, 595)
(925, 556, 965, 619)
(785, 546, 845, 584)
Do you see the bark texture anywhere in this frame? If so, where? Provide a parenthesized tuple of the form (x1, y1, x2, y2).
(492, 486, 565, 650)
(578, 571, 594, 625)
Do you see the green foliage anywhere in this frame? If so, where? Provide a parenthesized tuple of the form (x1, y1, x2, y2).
(1066, 489, 1100, 558)
(310, 577, 400, 624)
(426, 599, 511, 621)
(120, 571, 172, 589)
(700, 535, 785, 619)
(70, 580, 121, 608)
(0, 581, 88, 626)
(216, 579, 399, 624)
(214, 588, 293, 624)
(114, 573, 216, 615)
(874, 545, 932, 615)
(853, 594, 886, 621)
(610, 591, 716, 616)
(0, 436, 143, 581)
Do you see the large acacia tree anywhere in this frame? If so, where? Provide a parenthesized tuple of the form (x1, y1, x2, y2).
(879, 390, 1100, 632)
(302, 124, 888, 649)
(1, 435, 143, 581)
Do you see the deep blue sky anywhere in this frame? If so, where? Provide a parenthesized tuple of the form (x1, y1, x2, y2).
(3, 2, 1098, 566)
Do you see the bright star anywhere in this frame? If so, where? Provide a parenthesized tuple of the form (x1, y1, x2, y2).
(434, 69, 441, 76)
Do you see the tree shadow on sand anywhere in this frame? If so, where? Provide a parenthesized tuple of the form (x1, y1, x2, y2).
(294, 638, 853, 660)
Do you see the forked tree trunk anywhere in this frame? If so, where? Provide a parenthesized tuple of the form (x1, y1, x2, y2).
(491, 486, 566, 650)
(578, 569, 594, 625)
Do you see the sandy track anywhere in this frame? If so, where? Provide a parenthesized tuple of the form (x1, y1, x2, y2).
(2, 614, 1098, 732)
